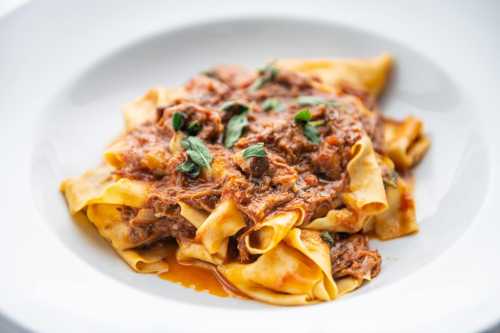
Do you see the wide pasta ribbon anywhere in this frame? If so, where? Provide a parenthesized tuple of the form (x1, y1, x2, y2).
(195, 199, 246, 254)
(122, 86, 185, 131)
(174, 199, 246, 266)
(276, 53, 393, 98)
(218, 228, 337, 305)
(243, 207, 305, 255)
(60, 165, 149, 214)
(384, 116, 431, 170)
(372, 177, 418, 239)
(305, 208, 369, 233)
(343, 135, 388, 216)
(61, 166, 171, 273)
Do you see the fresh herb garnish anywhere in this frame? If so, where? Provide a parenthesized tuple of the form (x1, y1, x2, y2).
(181, 136, 213, 169)
(303, 123, 321, 144)
(297, 96, 326, 106)
(261, 98, 285, 112)
(294, 108, 313, 123)
(172, 112, 186, 131)
(320, 231, 335, 247)
(176, 159, 201, 178)
(201, 69, 217, 79)
(173, 112, 203, 135)
(220, 101, 250, 114)
(242, 143, 266, 159)
(294, 108, 321, 144)
(249, 63, 279, 92)
(224, 113, 248, 148)
(296, 95, 339, 107)
(186, 121, 202, 136)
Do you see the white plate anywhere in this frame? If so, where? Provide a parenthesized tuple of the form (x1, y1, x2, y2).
(1, 1, 500, 332)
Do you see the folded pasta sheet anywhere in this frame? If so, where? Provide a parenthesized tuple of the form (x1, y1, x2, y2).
(61, 54, 429, 305)
(218, 229, 336, 305)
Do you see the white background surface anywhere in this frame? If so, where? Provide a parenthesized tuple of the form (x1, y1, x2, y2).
(1, 1, 500, 332)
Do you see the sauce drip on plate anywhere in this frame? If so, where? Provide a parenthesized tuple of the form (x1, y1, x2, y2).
(159, 243, 232, 297)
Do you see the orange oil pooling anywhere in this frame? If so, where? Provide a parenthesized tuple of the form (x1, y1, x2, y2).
(159, 243, 230, 297)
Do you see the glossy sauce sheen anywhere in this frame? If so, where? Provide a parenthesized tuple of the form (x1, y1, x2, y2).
(159, 243, 229, 297)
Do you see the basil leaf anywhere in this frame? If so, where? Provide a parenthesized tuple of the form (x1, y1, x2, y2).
(320, 231, 335, 247)
(224, 113, 248, 148)
(261, 98, 285, 112)
(181, 136, 213, 169)
(242, 143, 266, 159)
(201, 70, 217, 79)
(249, 64, 279, 92)
(294, 108, 312, 123)
(297, 96, 326, 106)
(303, 123, 321, 144)
(220, 101, 250, 114)
(176, 159, 200, 178)
(186, 121, 202, 136)
(172, 112, 186, 131)
(294, 108, 321, 143)
(297, 95, 339, 108)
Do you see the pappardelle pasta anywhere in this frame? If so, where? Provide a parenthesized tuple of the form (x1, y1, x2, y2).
(61, 54, 430, 305)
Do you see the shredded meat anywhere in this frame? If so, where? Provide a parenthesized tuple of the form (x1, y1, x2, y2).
(118, 205, 196, 247)
(110, 64, 388, 253)
(204, 64, 256, 89)
(330, 234, 381, 280)
(159, 103, 223, 142)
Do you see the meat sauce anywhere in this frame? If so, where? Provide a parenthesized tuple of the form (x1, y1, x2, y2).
(159, 242, 230, 297)
(113, 64, 384, 289)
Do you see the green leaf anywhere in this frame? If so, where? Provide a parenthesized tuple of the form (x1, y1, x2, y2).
(172, 112, 186, 131)
(294, 108, 312, 123)
(201, 69, 217, 78)
(220, 101, 250, 114)
(296, 95, 339, 108)
(294, 108, 321, 143)
(181, 136, 213, 169)
(186, 121, 202, 136)
(249, 63, 279, 92)
(303, 123, 321, 144)
(261, 98, 285, 112)
(296, 96, 326, 106)
(242, 143, 266, 159)
(320, 231, 335, 247)
(224, 113, 248, 148)
(176, 159, 201, 178)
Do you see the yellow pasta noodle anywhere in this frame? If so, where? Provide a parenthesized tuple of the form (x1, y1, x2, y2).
(60, 55, 430, 305)
(218, 240, 335, 305)
(244, 208, 304, 255)
(85, 204, 170, 273)
(118, 245, 170, 273)
(176, 239, 225, 266)
(343, 136, 388, 216)
(275, 53, 393, 97)
(305, 208, 369, 233)
(195, 199, 246, 254)
(178, 201, 208, 228)
(384, 116, 431, 170)
(122, 86, 185, 131)
(60, 165, 149, 214)
(373, 176, 418, 240)
(284, 229, 337, 300)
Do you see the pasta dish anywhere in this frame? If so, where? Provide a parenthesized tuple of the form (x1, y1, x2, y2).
(61, 54, 430, 305)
